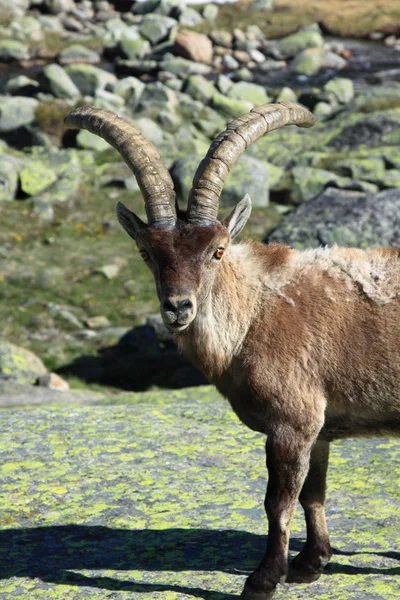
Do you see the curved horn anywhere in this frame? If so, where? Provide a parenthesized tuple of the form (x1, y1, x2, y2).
(64, 106, 176, 227)
(187, 102, 316, 225)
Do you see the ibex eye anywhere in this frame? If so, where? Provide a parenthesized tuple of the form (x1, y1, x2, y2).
(140, 249, 149, 261)
(214, 247, 225, 260)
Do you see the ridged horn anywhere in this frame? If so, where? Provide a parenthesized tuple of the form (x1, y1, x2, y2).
(64, 106, 176, 227)
(187, 102, 316, 225)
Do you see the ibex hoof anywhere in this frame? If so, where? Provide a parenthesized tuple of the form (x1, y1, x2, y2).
(286, 555, 323, 584)
(240, 581, 275, 600)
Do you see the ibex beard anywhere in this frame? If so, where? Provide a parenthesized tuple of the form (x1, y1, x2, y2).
(65, 103, 400, 600)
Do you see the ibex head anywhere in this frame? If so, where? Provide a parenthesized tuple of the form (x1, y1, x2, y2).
(65, 103, 315, 332)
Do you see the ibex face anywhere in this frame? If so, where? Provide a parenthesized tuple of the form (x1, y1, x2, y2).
(133, 221, 230, 332)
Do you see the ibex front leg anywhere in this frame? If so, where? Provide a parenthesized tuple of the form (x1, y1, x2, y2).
(288, 440, 332, 583)
(241, 427, 317, 600)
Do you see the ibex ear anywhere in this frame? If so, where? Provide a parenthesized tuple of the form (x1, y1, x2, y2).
(116, 202, 146, 241)
(223, 194, 252, 239)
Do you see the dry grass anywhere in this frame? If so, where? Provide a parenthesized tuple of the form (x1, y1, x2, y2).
(201, 0, 400, 39)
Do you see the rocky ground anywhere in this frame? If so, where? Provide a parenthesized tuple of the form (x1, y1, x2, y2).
(1, 0, 400, 387)
(0, 388, 399, 599)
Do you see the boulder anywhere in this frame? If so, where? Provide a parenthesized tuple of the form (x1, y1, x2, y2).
(65, 64, 117, 96)
(0, 40, 29, 62)
(0, 96, 38, 132)
(202, 4, 218, 21)
(160, 55, 212, 76)
(292, 48, 347, 76)
(120, 36, 151, 60)
(268, 187, 400, 248)
(270, 31, 324, 60)
(184, 74, 215, 104)
(174, 30, 213, 64)
(58, 44, 101, 65)
(171, 153, 280, 208)
(19, 160, 58, 196)
(43, 0, 75, 14)
(178, 7, 203, 27)
(332, 157, 386, 181)
(1, 0, 30, 18)
(211, 92, 253, 118)
(0, 341, 47, 385)
(77, 129, 110, 151)
(114, 76, 145, 108)
(42, 63, 80, 99)
(227, 81, 270, 105)
(324, 77, 354, 104)
(0, 154, 19, 202)
(139, 82, 178, 113)
(4, 75, 39, 97)
(139, 14, 177, 45)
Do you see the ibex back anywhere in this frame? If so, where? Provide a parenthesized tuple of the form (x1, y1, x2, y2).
(65, 103, 400, 600)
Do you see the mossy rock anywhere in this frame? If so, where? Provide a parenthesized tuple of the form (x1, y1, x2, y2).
(271, 30, 324, 59)
(211, 91, 254, 118)
(0, 39, 29, 61)
(269, 187, 400, 249)
(0, 341, 47, 384)
(65, 64, 117, 97)
(0, 96, 38, 132)
(0, 154, 19, 201)
(227, 81, 270, 106)
(331, 157, 386, 181)
(19, 160, 58, 196)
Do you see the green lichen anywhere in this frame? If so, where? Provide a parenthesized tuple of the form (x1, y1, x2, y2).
(0, 393, 399, 599)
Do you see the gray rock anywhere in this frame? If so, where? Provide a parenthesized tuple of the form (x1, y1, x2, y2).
(120, 36, 151, 59)
(131, 0, 160, 14)
(94, 88, 126, 111)
(77, 129, 110, 151)
(0, 341, 47, 385)
(65, 64, 117, 96)
(324, 77, 354, 104)
(202, 4, 218, 21)
(268, 187, 400, 248)
(292, 48, 347, 76)
(270, 30, 324, 60)
(210, 30, 233, 48)
(44, 0, 74, 14)
(0, 96, 38, 132)
(172, 153, 277, 208)
(227, 81, 270, 105)
(250, 0, 273, 8)
(10, 16, 42, 43)
(216, 74, 233, 95)
(194, 106, 226, 138)
(0, 40, 29, 62)
(313, 101, 334, 119)
(211, 91, 253, 118)
(58, 44, 101, 65)
(4, 75, 39, 97)
(139, 14, 177, 45)
(160, 55, 212, 76)
(184, 74, 215, 104)
(222, 54, 240, 70)
(0, 154, 19, 202)
(37, 14, 65, 31)
(140, 82, 178, 113)
(178, 7, 203, 27)
(276, 86, 297, 103)
(42, 63, 81, 99)
(157, 110, 182, 132)
(114, 76, 145, 108)
(133, 117, 164, 144)
(155, 0, 186, 17)
(1, 0, 30, 18)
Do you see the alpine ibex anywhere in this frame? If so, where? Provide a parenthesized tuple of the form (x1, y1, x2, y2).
(65, 103, 400, 600)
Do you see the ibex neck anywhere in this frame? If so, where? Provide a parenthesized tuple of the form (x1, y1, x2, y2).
(176, 243, 263, 380)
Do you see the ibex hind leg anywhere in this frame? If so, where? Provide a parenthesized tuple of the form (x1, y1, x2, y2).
(287, 440, 332, 584)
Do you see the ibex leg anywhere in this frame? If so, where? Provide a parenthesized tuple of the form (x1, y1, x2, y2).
(287, 439, 332, 583)
(240, 427, 316, 600)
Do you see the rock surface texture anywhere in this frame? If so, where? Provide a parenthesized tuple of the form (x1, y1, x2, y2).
(0, 388, 399, 599)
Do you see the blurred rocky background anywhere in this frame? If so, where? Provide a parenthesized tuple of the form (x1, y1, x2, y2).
(1, 0, 400, 397)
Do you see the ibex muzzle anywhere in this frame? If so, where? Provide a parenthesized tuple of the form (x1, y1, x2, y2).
(65, 103, 400, 600)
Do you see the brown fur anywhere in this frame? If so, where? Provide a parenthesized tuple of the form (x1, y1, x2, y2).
(134, 224, 400, 600)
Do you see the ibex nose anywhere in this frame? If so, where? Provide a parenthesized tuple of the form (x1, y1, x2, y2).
(163, 298, 193, 313)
